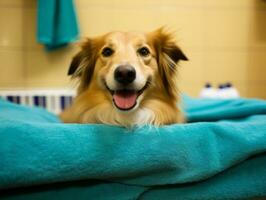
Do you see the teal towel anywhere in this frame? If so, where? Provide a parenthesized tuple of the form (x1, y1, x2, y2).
(0, 97, 266, 200)
(37, 0, 79, 50)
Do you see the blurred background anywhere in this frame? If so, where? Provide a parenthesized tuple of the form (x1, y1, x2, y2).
(0, 0, 265, 99)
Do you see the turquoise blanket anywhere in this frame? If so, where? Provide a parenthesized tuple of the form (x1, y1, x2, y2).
(1, 96, 266, 199)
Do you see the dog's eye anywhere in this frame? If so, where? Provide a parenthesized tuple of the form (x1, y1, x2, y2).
(138, 47, 150, 57)
(102, 47, 114, 57)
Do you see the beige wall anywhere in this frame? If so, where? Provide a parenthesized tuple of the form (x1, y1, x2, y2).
(0, 0, 266, 98)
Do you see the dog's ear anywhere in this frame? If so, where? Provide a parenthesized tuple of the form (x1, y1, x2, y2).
(162, 42, 188, 63)
(150, 28, 188, 98)
(68, 39, 95, 77)
(68, 39, 99, 92)
(68, 51, 85, 76)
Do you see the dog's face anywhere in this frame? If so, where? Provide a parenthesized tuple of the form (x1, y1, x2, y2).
(68, 28, 188, 113)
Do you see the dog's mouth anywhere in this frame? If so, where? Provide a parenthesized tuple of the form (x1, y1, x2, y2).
(104, 81, 150, 111)
(113, 90, 138, 110)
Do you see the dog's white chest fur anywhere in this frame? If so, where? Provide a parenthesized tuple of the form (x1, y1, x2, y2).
(132, 108, 155, 125)
(114, 108, 155, 127)
(91, 105, 155, 127)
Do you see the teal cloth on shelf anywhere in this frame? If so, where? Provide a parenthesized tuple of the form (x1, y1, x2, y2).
(0, 96, 266, 200)
(37, 0, 79, 50)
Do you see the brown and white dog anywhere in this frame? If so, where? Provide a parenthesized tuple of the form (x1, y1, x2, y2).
(60, 28, 188, 127)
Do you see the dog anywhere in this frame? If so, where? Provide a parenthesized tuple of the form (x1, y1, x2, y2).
(60, 28, 188, 127)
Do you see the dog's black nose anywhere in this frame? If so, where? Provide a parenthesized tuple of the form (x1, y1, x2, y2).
(114, 65, 136, 85)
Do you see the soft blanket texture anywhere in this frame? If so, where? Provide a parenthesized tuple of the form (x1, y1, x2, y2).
(37, 0, 79, 50)
(0, 96, 266, 200)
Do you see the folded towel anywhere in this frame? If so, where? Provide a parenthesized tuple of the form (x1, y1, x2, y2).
(183, 94, 266, 122)
(37, 0, 79, 50)
(1, 96, 266, 200)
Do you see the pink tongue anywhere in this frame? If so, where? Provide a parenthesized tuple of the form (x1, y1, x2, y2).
(113, 91, 137, 110)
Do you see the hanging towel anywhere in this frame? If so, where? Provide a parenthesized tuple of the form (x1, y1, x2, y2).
(37, 0, 80, 50)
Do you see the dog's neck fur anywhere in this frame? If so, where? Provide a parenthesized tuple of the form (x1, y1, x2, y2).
(81, 104, 155, 127)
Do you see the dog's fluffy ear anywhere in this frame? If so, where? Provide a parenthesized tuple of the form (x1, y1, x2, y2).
(68, 51, 85, 76)
(68, 39, 99, 92)
(68, 39, 95, 77)
(150, 28, 188, 98)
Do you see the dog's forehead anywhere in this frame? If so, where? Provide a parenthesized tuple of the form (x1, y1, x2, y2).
(104, 31, 147, 45)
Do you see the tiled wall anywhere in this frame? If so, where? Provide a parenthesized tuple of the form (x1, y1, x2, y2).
(0, 0, 266, 98)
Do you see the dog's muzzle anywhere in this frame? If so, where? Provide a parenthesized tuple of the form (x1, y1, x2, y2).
(111, 65, 137, 110)
(104, 66, 150, 111)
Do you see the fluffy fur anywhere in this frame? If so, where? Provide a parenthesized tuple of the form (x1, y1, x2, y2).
(60, 28, 188, 127)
